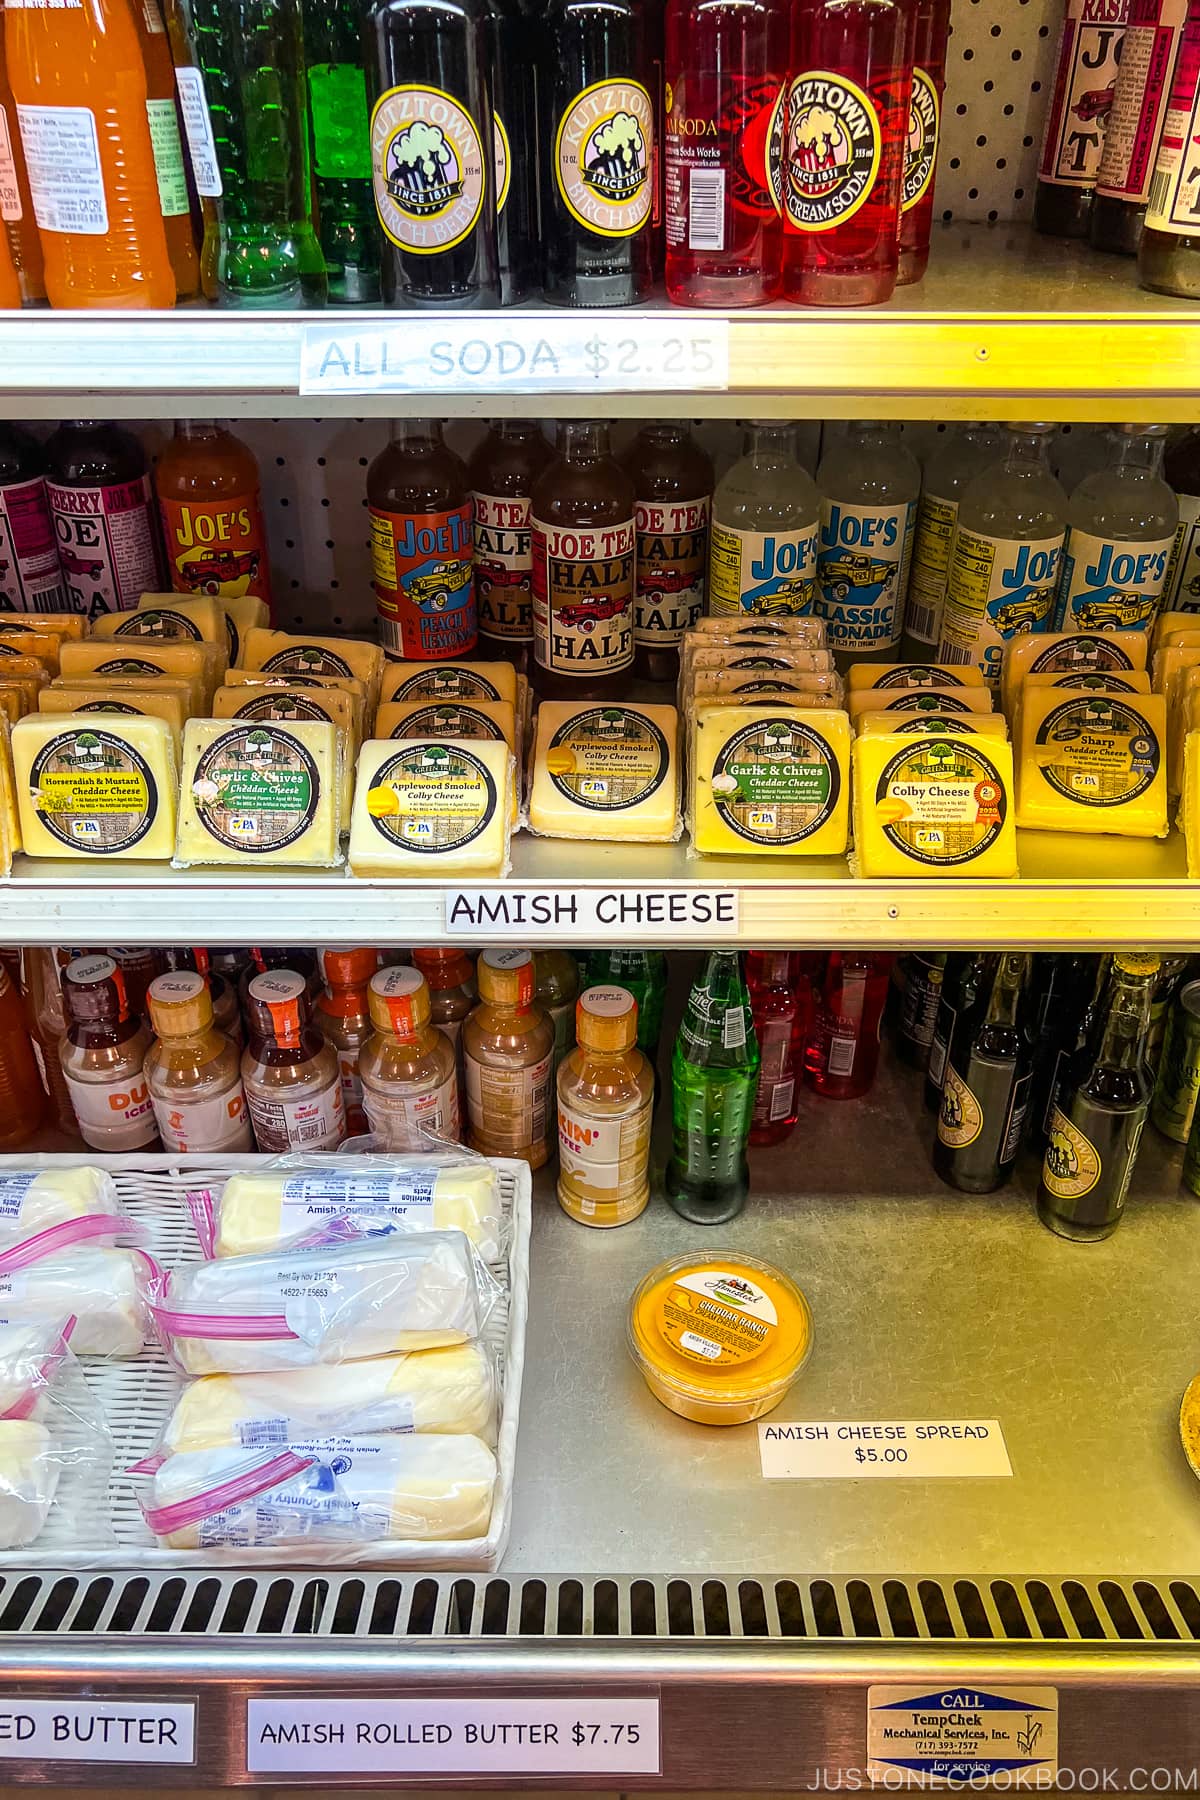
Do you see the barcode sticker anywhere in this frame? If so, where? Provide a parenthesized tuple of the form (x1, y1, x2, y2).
(937, 640, 974, 664)
(175, 66, 222, 197)
(904, 600, 936, 644)
(827, 1035, 857, 1077)
(688, 166, 726, 251)
(768, 1078, 795, 1122)
(722, 1006, 746, 1050)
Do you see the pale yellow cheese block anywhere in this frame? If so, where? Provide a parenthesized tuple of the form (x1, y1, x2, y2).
(691, 705, 850, 857)
(856, 709, 1010, 738)
(175, 716, 342, 867)
(118, 593, 227, 644)
(1154, 610, 1200, 652)
(222, 666, 368, 702)
(0, 686, 27, 725)
(1171, 686, 1200, 796)
(212, 682, 360, 818)
(1015, 686, 1168, 838)
(239, 628, 384, 710)
(85, 618, 227, 698)
(846, 662, 985, 691)
(0, 658, 49, 711)
(848, 685, 994, 724)
(12, 712, 177, 860)
(218, 595, 270, 665)
(0, 724, 18, 863)
(0, 614, 85, 643)
(59, 639, 218, 708)
(1182, 730, 1200, 876)
(348, 737, 511, 877)
(1001, 630, 1148, 718)
(692, 684, 843, 712)
(379, 659, 519, 709)
(1022, 669, 1150, 694)
(1152, 644, 1200, 711)
(852, 731, 1018, 878)
(51, 672, 200, 718)
(377, 697, 519, 826)
(690, 617, 827, 643)
(530, 700, 680, 843)
(38, 682, 187, 743)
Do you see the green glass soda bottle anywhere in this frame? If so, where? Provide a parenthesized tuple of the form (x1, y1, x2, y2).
(666, 951, 759, 1226)
(302, 0, 380, 302)
(585, 949, 667, 1063)
(179, 0, 328, 306)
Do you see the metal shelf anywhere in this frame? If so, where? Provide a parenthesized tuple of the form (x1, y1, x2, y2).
(5, 826, 1198, 950)
(1, 226, 1197, 421)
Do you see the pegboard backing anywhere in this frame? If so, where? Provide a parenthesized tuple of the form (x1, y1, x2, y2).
(936, 0, 1061, 224)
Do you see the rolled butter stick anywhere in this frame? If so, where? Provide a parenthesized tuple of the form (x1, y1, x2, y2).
(215, 1162, 503, 1263)
(0, 1419, 57, 1549)
(0, 1168, 121, 1240)
(0, 1249, 146, 1358)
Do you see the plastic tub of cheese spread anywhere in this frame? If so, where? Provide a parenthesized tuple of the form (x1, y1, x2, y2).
(627, 1252, 813, 1426)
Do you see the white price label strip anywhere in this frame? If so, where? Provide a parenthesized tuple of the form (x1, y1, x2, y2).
(246, 1697, 661, 1776)
(301, 318, 730, 395)
(444, 886, 739, 937)
(0, 1699, 195, 1764)
(759, 1419, 1012, 1479)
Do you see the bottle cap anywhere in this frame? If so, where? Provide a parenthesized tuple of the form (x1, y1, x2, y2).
(750, 950, 791, 986)
(147, 971, 213, 1038)
(412, 947, 475, 991)
(1119, 422, 1169, 436)
(319, 947, 378, 990)
(368, 965, 431, 1035)
(478, 948, 534, 1007)
(1114, 953, 1161, 978)
(577, 985, 638, 1052)
(62, 954, 129, 1027)
(246, 969, 309, 1046)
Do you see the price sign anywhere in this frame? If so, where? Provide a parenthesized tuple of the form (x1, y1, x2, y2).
(245, 1697, 661, 1776)
(0, 1699, 195, 1764)
(759, 1419, 1012, 1480)
(300, 317, 730, 395)
(444, 885, 739, 938)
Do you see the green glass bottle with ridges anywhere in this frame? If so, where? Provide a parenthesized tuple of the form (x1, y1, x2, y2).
(666, 950, 759, 1226)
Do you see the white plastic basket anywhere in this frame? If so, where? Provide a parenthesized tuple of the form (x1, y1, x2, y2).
(0, 1152, 530, 1573)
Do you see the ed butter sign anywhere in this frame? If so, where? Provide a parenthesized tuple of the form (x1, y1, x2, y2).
(0, 1699, 195, 1765)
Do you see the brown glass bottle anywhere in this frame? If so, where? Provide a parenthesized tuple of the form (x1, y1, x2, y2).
(314, 946, 378, 1137)
(241, 970, 346, 1152)
(59, 954, 159, 1151)
(238, 948, 319, 1024)
(530, 421, 636, 701)
(467, 420, 554, 674)
(622, 423, 713, 683)
(367, 421, 476, 663)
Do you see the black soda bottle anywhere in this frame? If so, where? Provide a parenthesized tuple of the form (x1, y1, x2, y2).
(923, 951, 996, 1113)
(933, 953, 1034, 1194)
(487, 0, 539, 304)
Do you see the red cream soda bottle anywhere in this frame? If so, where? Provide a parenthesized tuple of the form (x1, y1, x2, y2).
(783, 0, 917, 307)
(897, 0, 950, 284)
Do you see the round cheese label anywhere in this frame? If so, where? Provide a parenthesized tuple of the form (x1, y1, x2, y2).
(365, 743, 498, 855)
(390, 702, 503, 741)
(875, 738, 1007, 867)
(261, 646, 353, 680)
(191, 724, 321, 854)
(29, 727, 159, 854)
(1034, 695, 1160, 808)
(113, 609, 203, 642)
(392, 668, 501, 702)
(709, 716, 839, 846)
(545, 707, 669, 813)
(232, 693, 333, 724)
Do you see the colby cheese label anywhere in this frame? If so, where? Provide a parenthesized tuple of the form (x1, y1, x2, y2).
(875, 738, 1008, 867)
(544, 706, 671, 812)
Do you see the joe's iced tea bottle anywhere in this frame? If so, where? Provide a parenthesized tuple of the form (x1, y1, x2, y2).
(468, 420, 553, 674)
(530, 421, 636, 702)
(622, 422, 713, 682)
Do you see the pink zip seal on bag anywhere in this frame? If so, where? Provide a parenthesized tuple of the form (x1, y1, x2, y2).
(140, 1450, 316, 1539)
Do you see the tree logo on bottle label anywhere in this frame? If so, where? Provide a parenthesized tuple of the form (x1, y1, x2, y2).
(371, 85, 487, 254)
(903, 67, 939, 212)
(785, 71, 881, 232)
(1043, 1107, 1102, 1199)
(556, 79, 654, 238)
(938, 1064, 983, 1149)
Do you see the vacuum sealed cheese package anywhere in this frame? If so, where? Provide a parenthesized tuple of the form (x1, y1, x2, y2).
(691, 705, 850, 856)
(11, 713, 178, 861)
(58, 638, 223, 706)
(852, 732, 1019, 878)
(174, 717, 342, 868)
(856, 710, 1010, 738)
(211, 683, 360, 821)
(846, 662, 986, 691)
(847, 686, 994, 725)
(38, 682, 189, 741)
(143, 1433, 498, 1550)
(0, 1168, 122, 1240)
(150, 1233, 489, 1375)
(158, 1342, 498, 1453)
(377, 698, 520, 827)
(238, 630, 385, 711)
(1001, 631, 1149, 718)
(93, 595, 227, 648)
(1015, 688, 1168, 838)
(348, 738, 512, 878)
(380, 659, 519, 710)
(1180, 731, 1200, 876)
(201, 1157, 504, 1263)
(529, 701, 680, 843)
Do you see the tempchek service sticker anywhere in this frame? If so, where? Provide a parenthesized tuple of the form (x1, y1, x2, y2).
(866, 1686, 1058, 1785)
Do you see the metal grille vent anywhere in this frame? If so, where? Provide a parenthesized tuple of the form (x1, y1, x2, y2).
(2, 1573, 1198, 1645)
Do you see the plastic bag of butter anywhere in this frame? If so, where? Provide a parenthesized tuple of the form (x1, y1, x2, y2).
(0, 1167, 123, 1243)
(191, 1154, 505, 1264)
(0, 1325, 113, 1550)
(148, 1233, 493, 1376)
(141, 1433, 497, 1551)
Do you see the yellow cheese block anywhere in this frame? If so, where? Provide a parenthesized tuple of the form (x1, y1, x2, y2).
(684, 645, 835, 677)
(86, 617, 227, 698)
(690, 617, 827, 643)
(0, 724, 18, 863)
(59, 639, 217, 707)
(0, 655, 49, 702)
(380, 659, 519, 709)
(691, 705, 850, 857)
(690, 683, 843, 712)
(222, 666, 368, 702)
(0, 686, 27, 725)
(1152, 644, 1200, 707)
(856, 709, 1010, 738)
(1182, 730, 1200, 876)
(1171, 686, 1200, 796)
(848, 686, 994, 724)
(377, 697, 519, 825)
(118, 594, 228, 644)
(212, 683, 361, 818)
(1022, 668, 1151, 694)
(1015, 687, 1168, 838)
(852, 732, 1018, 878)
(1001, 630, 1148, 718)
(348, 737, 512, 878)
(219, 595, 270, 665)
(846, 662, 985, 691)
(38, 682, 187, 742)
(174, 717, 342, 867)
(0, 632, 61, 671)
(690, 666, 843, 699)
(240, 628, 384, 710)
(12, 712, 177, 860)
(0, 614, 85, 643)
(1154, 610, 1200, 652)
(529, 700, 679, 843)
(52, 672, 200, 718)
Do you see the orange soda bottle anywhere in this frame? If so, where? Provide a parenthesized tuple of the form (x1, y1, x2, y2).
(0, 202, 19, 306)
(0, 955, 47, 1148)
(0, 1, 44, 302)
(132, 0, 199, 299)
(6, 0, 175, 309)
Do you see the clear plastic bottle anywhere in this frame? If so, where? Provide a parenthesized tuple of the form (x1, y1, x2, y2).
(815, 420, 921, 669)
(59, 954, 158, 1151)
(901, 423, 1000, 659)
(22, 948, 78, 1138)
(708, 421, 820, 618)
(746, 950, 801, 1146)
(462, 949, 555, 1168)
(359, 966, 461, 1151)
(535, 949, 580, 1078)
(557, 985, 654, 1227)
(1053, 424, 1179, 633)
(0, 953, 47, 1148)
(241, 970, 346, 1153)
(144, 971, 252, 1153)
(314, 947, 378, 1138)
(938, 424, 1069, 689)
(411, 948, 477, 1095)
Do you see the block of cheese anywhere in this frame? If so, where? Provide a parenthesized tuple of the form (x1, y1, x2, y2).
(856, 709, 1010, 738)
(684, 645, 835, 678)
(0, 632, 61, 672)
(348, 736, 511, 878)
(0, 658, 49, 710)
(0, 614, 85, 644)
(223, 665, 368, 702)
(530, 700, 680, 842)
(1015, 687, 1168, 838)
(52, 669, 203, 718)
(852, 731, 1018, 878)
(846, 662, 985, 691)
(1155, 610, 1200, 651)
(214, 1160, 503, 1261)
(212, 683, 360, 819)
(59, 639, 218, 707)
(104, 594, 227, 645)
(38, 682, 188, 741)
(376, 697, 519, 826)
(218, 594, 270, 665)
(1171, 685, 1200, 795)
(12, 712, 177, 860)
(0, 1166, 120, 1238)
(0, 725, 17, 862)
(1182, 730, 1200, 875)
(0, 686, 28, 726)
(691, 705, 850, 856)
(1001, 630, 1148, 717)
(691, 616, 827, 643)
(380, 658, 519, 709)
(174, 716, 342, 866)
(160, 1343, 498, 1453)
(0, 1419, 55, 1549)
(690, 667, 842, 699)
(848, 685, 994, 724)
(1022, 669, 1151, 695)
(239, 628, 385, 710)
(1152, 645, 1200, 714)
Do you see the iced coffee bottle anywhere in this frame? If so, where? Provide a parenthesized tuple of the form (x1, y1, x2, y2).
(622, 423, 714, 682)
(411, 947, 477, 1091)
(557, 986, 654, 1227)
(468, 420, 554, 674)
(144, 972, 253, 1154)
(314, 947, 378, 1137)
(59, 955, 159, 1151)
(535, 949, 580, 1076)
(359, 967, 462, 1151)
(530, 422, 636, 702)
(241, 971, 346, 1152)
(463, 949, 556, 1167)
